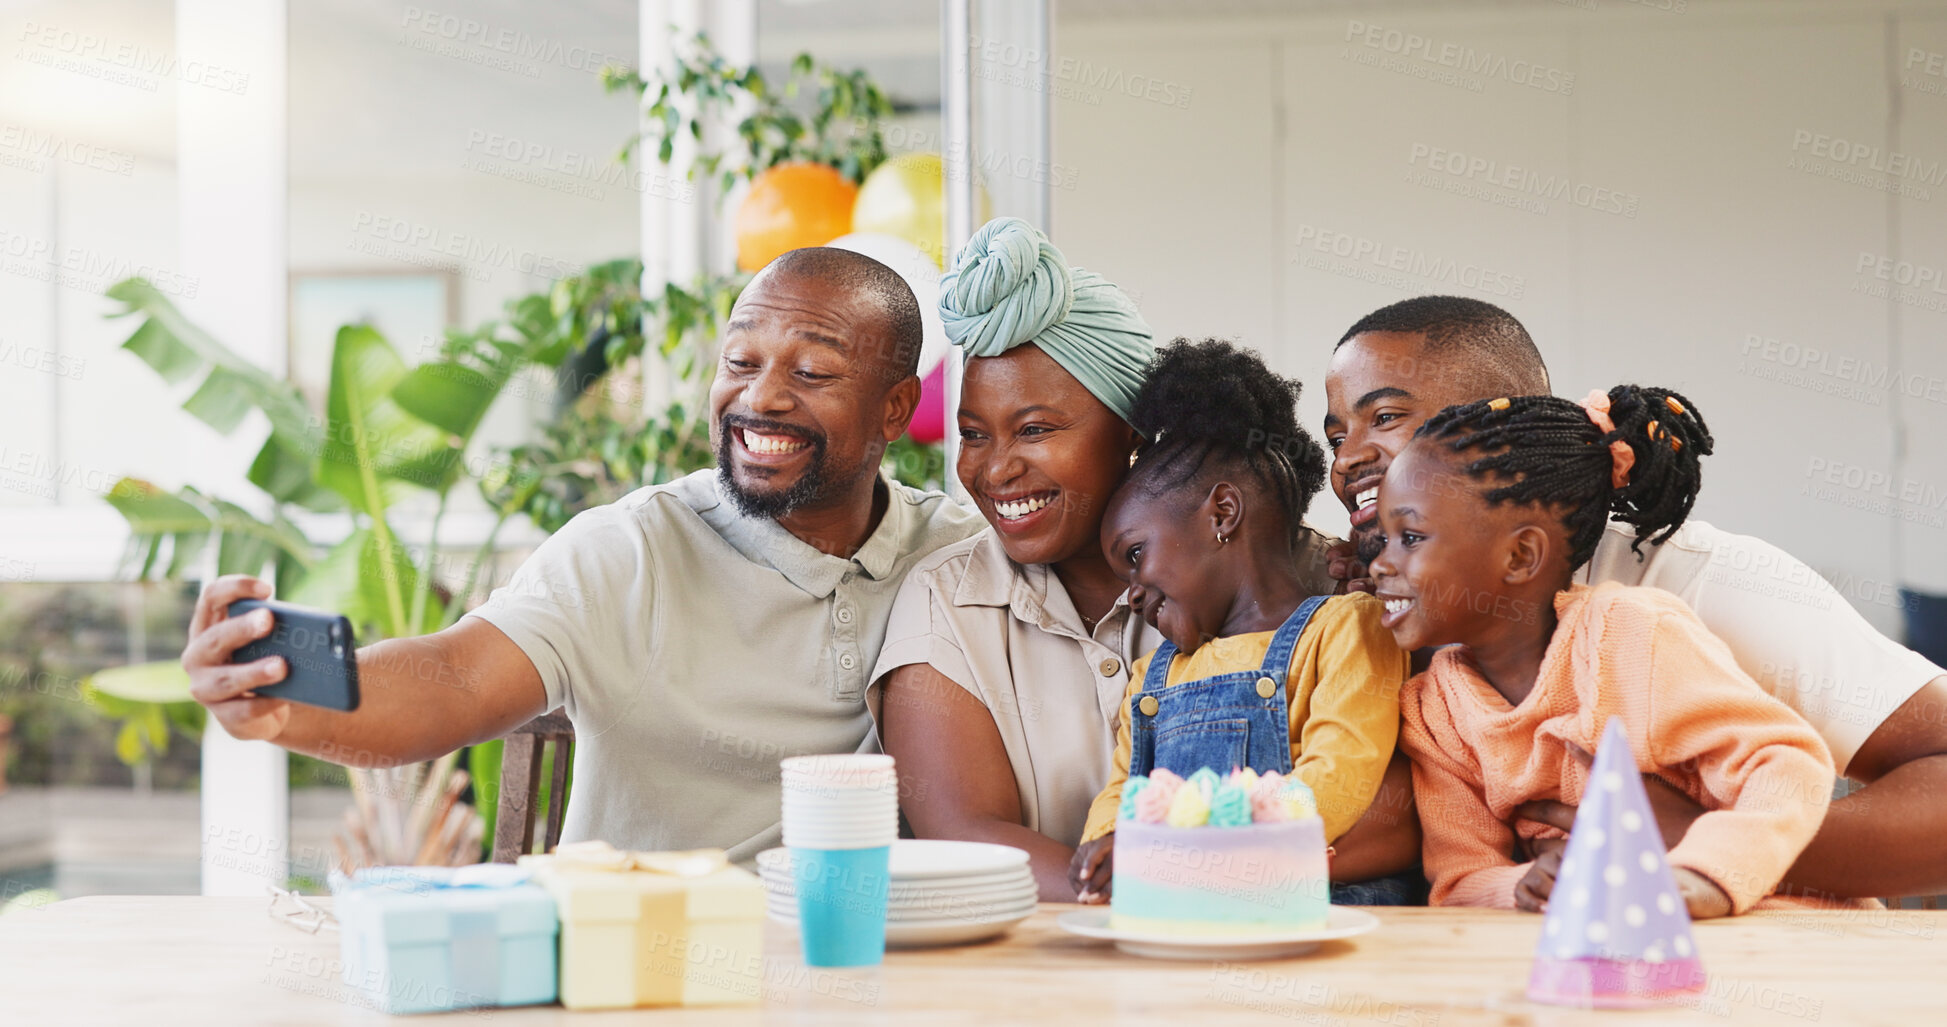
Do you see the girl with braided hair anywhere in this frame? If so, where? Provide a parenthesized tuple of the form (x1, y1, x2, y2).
(1069, 339, 1412, 904)
(1372, 386, 1865, 918)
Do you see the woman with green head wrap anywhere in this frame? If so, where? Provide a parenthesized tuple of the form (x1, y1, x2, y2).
(867, 218, 1339, 899)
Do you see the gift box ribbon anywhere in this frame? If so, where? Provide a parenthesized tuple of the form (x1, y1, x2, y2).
(346, 864, 533, 1007)
(543, 841, 730, 1004)
(546, 840, 729, 877)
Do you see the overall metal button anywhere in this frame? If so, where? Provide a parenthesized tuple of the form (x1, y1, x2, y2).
(1255, 676, 1277, 699)
(1138, 695, 1159, 717)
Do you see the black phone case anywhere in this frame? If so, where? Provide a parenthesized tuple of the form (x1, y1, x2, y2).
(228, 599, 361, 712)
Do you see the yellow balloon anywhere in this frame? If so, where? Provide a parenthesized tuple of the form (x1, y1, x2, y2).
(852, 153, 989, 270)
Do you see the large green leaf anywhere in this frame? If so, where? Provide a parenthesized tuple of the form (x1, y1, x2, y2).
(103, 478, 210, 580)
(181, 367, 259, 434)
(104, 477, 209, 534)
(389, 329, 529, 495)
(210, 498, 313, 578)
(247, 434, 343, 513)
(87, 661, 193, 704)
(317, 324, 453, 511)
(285, 527, 442, 641)
(106, 278, 320, 451)
(392, 361, 500, 438)
(120, 318, 201, 384)
(103, 478, 315, 582)
(114, 721, 146, 764)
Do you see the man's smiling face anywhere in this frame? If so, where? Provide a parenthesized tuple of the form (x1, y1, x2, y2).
(710, 268, 912, 519)
(1323, 331, 1492, 564)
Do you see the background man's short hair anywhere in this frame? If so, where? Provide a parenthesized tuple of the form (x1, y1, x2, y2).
(1336, 295, 1550, 395)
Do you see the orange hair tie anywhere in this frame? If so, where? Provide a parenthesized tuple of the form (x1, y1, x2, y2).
(1577, 389, 1635, 490)
(1665, 396, 1686, 416)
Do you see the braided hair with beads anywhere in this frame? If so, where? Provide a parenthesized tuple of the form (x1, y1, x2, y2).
(1122, 338, 1328, 550)
(1413, 386, 1714, 569)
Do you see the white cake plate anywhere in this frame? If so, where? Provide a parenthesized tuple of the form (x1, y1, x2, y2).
(1056, 907, 1379, 961)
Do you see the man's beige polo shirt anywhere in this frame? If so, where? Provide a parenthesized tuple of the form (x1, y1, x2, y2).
(469, 469, 983, 864)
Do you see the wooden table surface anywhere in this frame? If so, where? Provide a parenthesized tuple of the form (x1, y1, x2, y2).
(0, 896, 1939, 1025)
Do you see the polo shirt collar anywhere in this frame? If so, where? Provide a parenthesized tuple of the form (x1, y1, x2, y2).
(705, 471, 908, 599)
(953, 529, 1135, 645)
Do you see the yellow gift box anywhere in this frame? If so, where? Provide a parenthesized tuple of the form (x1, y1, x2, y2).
(519, 841, 765, 1009)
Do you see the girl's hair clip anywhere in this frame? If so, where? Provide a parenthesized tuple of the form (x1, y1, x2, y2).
(1665, 396, 1686, 416)
(1487, 397, 1511, 411)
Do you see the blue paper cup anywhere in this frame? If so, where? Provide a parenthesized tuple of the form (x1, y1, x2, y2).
(791, 845, 890, 967)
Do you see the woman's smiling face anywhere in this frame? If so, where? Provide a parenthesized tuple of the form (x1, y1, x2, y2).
(957, 344, 1140, 568)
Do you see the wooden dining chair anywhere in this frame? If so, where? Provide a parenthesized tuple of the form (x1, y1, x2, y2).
(488, 711, 575, 864)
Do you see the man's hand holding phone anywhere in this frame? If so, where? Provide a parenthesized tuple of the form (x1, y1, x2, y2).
(183, 571, 547, 768)
(183, 575, 296, 741)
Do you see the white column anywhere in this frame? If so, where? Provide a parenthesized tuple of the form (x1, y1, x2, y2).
(638, 0, 708, 411)
(941, 0, 975, 496)
(704, 1, 756, 275)
(177, 0, 290, 896)
(975, 0, 1052, 229)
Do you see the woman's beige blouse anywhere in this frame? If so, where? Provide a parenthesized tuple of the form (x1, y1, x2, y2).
(868, 529, 1154, 848)
(867, 526, 1339, 848)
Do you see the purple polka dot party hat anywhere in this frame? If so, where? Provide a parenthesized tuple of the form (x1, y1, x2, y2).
(1527, 717, 1707, 1009)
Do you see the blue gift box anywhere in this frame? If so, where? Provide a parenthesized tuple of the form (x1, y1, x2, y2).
(332, 864, 558, 1015)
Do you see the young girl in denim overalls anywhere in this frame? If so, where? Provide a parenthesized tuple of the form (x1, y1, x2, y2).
(1067, 340, 1414, 904)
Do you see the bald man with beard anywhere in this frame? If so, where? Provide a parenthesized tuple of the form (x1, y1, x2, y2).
(181, 248, 984, 864)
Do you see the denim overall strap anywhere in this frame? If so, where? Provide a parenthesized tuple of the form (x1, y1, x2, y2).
(1125, 596, 1334, 781)
(1125, 639, 1178, 779)
(1259, 595, 1331, 681)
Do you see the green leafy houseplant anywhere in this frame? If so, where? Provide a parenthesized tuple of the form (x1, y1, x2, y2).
(481, 259, 742, 534)
(87, 280, 548, 860)
(604, 38, 897, 191)
(496, 36, 940, 533)
(82, 35, 940, 861)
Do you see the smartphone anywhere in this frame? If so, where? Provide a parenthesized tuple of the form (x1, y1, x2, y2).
(227, 598, 361, 712)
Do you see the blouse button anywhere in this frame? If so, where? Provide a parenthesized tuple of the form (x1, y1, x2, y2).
(1138, 695, 1159, 717)
(839, 652, 857, 670)
(1099, 658, 1121, 677)
(1255, 676, 1277, 699)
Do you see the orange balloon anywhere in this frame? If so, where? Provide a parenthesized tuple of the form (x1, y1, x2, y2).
(735, 162, 858, 272)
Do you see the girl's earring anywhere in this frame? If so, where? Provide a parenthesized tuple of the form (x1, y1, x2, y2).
(1216, 532, 1229, 544)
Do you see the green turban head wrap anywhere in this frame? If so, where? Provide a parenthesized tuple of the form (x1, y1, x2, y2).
(939, 217, 1155, 424)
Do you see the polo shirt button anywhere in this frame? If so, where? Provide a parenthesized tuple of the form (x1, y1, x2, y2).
(839, 652, 857, 670)
(1138, 695, 1159, 717)
(1099, 658, 1121, 677)
(836, 607, 854, 625)
(1256, 676, 1277, 699)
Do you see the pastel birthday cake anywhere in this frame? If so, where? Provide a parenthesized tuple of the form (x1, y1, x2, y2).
(1110, 767, 1329, 935)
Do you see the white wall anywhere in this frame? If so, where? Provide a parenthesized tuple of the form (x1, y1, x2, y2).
(8, 0, 1945, 641)
(1053, 0, 1947, 635)
(0, 0, 645, 577)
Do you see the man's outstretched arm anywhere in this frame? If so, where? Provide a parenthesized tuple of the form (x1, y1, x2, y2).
(1782, 676, 1947, 899)
(185, 575, 549, 768)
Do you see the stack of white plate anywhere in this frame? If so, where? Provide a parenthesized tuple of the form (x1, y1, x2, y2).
(758, 839, 1037, 948)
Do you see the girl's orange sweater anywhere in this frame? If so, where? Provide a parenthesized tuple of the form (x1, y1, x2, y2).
(1401, 581, 1845, 914)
